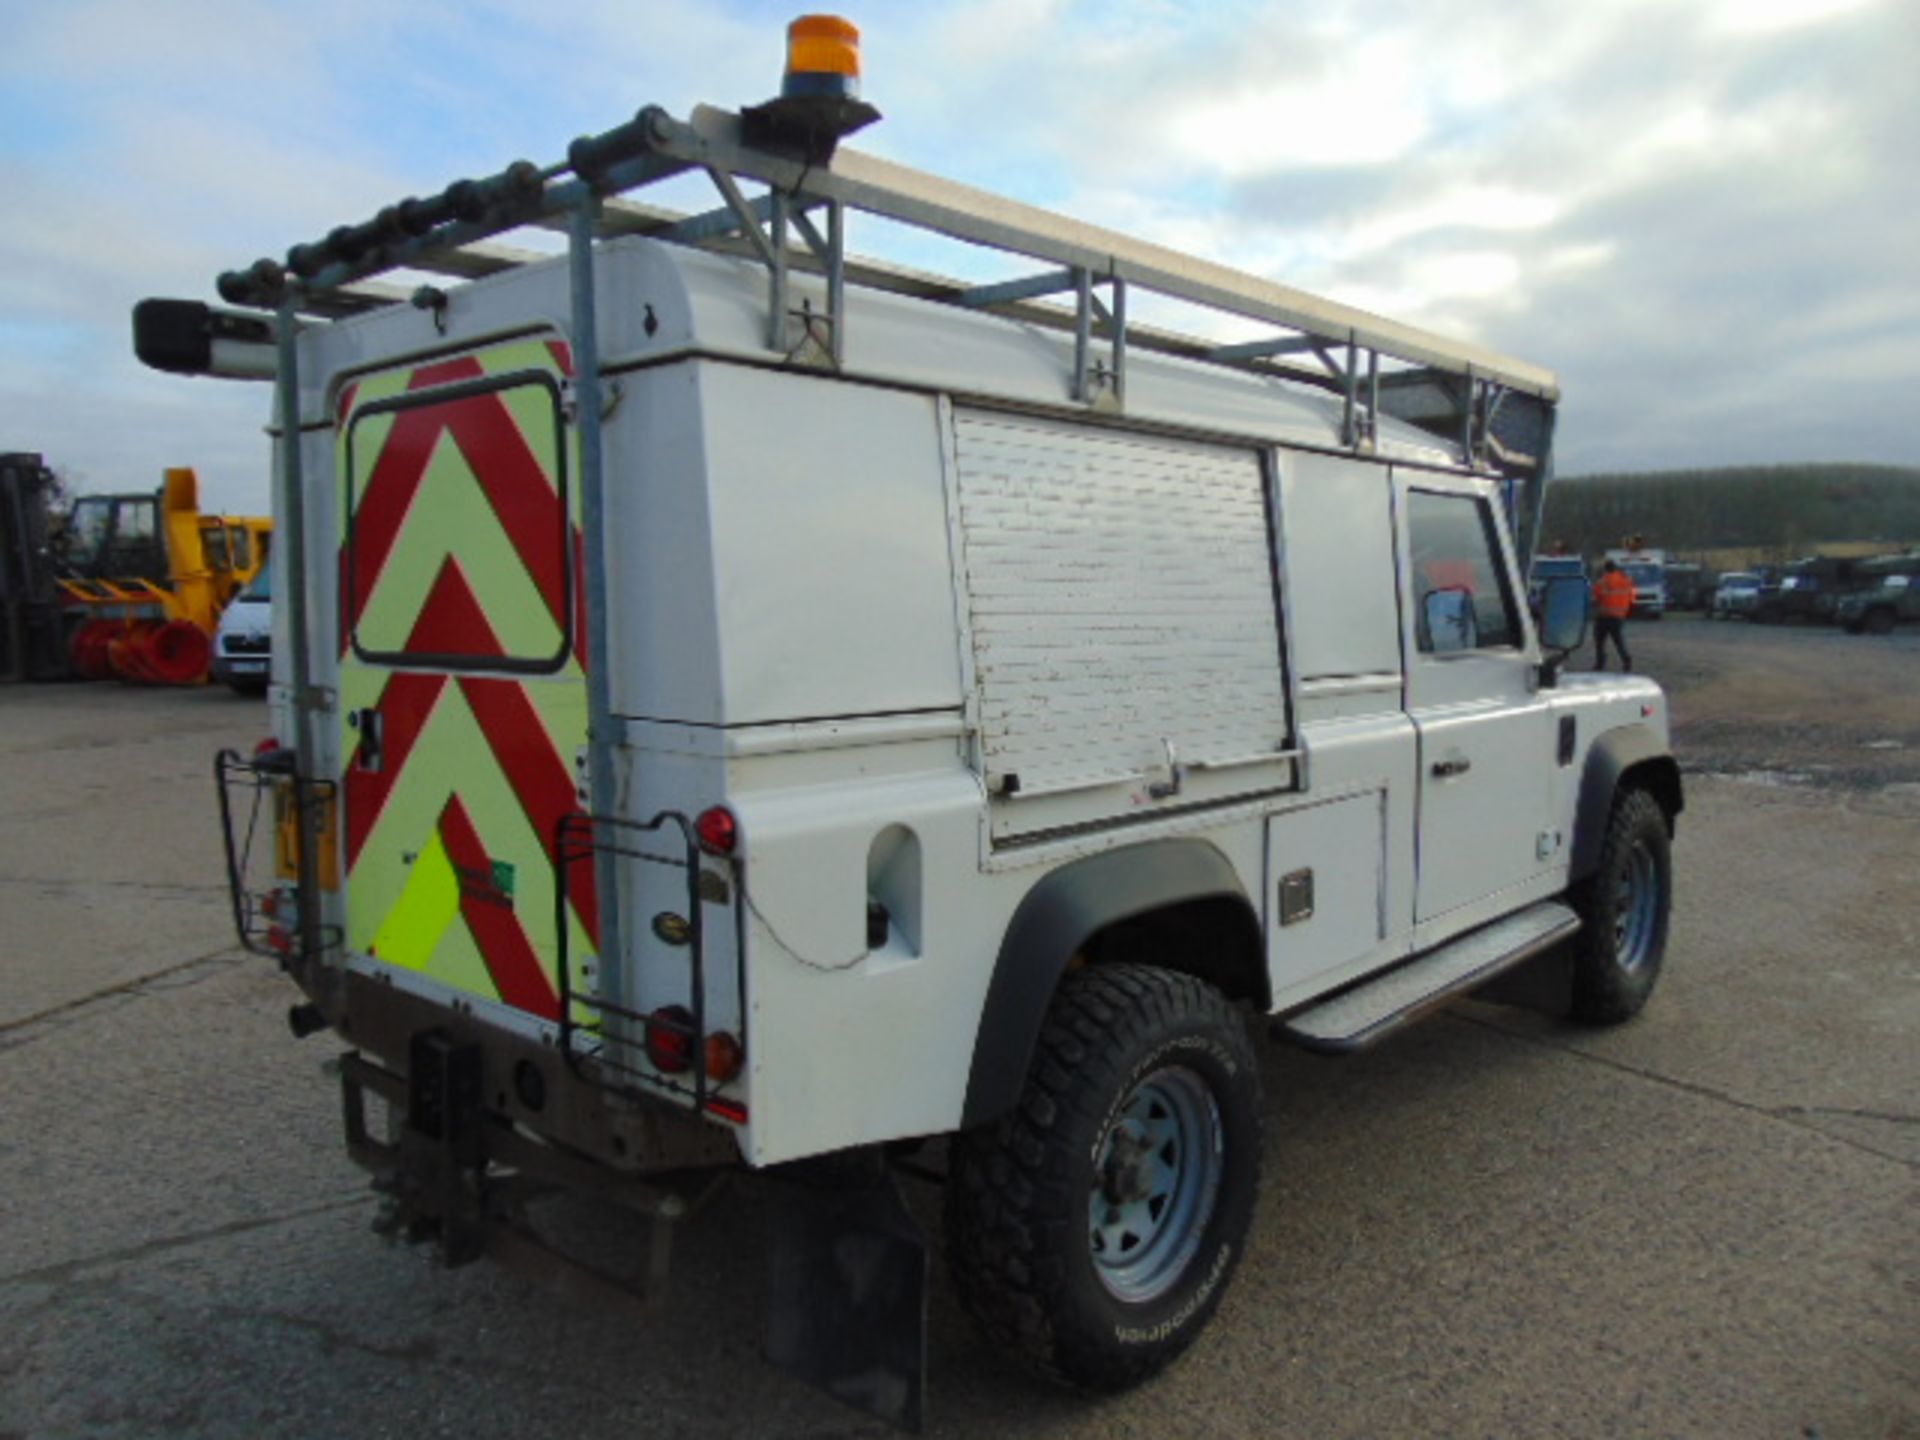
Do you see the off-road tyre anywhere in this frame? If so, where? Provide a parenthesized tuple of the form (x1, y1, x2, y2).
(1864, 607, 1897, 636)
(945, 964, 1261, 1392)
(1568, 787, 1671, 1024)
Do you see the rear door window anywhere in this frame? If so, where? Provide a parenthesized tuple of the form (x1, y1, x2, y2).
(343, 369, 572, 673)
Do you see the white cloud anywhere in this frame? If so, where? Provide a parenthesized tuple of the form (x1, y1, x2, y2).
(1164, 40, 1435, 174)
(0, 0, 1912, 503)
(1707, 0, 1884, 33)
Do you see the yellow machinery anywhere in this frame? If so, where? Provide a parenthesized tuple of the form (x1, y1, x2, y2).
(61, 467, 271, 683)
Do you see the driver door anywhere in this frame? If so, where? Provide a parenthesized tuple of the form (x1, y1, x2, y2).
(1396, 473, 1554, 924)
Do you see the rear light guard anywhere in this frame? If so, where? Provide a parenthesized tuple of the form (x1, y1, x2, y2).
(555, 810, 750, 1127)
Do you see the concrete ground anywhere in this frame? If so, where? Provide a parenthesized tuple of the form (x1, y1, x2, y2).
(2, 624, 1915, 1439)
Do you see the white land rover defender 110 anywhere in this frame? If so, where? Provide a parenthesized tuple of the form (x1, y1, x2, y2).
(144, 19, 1679, 1430)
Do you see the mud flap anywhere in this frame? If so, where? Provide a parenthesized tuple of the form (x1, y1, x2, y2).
(765, 1171, 928, 1432)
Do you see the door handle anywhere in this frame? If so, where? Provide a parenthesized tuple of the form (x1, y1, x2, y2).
(350, 707, 383, 773)
(1431, 757, 1472, 779)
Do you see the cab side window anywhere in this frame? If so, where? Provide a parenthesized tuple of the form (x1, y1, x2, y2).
(1407, 490, 1521, 654)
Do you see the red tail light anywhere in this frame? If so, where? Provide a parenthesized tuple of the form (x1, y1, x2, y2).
(253, 736, 282, 758)
(694, 805, 738, 856)
(645, 1005, 694, 1073)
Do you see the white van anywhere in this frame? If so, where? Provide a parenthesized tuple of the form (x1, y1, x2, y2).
(211, 556, 270, 694)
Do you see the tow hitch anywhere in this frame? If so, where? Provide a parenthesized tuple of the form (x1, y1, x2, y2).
(337, 1036, 712, 1310)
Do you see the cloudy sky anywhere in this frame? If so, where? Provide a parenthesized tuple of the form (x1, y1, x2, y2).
(2, 0, 1914, 512)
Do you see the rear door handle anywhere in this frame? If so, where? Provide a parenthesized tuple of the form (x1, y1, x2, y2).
(1431, 757, 1472, 779)
(350, 707, 383, 773)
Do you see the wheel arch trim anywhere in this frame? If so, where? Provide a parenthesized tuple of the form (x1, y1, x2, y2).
(960, 838, 1260, 1130)
(1570, 723, 1684, 882)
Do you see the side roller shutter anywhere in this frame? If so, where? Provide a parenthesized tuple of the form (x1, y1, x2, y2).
(952, 410, 1294, 840)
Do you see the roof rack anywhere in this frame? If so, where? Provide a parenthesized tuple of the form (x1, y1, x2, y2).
(177, 91, 1562, 976)
(218, 100, 1557, 468)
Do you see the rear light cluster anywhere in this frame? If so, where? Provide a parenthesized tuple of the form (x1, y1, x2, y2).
(694, 804, 738, 857)
(644, 1005, 744, 1084)
(642, 806, 744, 1115)
(260, 886, 294, 954)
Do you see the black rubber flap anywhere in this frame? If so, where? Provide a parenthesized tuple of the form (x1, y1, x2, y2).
(766, 1173, 928, 1432)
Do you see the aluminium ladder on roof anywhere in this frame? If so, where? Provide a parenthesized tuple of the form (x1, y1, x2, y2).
(224, 96, 1562, 974)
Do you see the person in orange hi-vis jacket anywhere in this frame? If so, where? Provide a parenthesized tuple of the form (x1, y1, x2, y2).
(1592, 559, 1636, 672)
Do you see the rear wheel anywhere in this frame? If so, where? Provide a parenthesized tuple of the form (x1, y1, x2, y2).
(946, 964, 1261, 1391)
(1568, 788, 1671, 1024)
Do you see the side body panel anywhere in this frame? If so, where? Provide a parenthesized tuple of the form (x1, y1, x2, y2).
(1264, 451, 1416, 1008)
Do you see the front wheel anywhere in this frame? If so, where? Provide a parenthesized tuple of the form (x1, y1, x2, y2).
(945, 965, 1261, 1391)
(1568, 788, 1672, 1024)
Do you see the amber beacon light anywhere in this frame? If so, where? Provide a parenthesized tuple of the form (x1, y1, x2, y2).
(784, 14, 863, 97)
(743, 13, 879, 161)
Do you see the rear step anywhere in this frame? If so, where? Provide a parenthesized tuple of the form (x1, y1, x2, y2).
(1275, 901, 1580, 1053)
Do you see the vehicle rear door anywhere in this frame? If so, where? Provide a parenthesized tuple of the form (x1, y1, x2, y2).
(334, 336, 595, 1026)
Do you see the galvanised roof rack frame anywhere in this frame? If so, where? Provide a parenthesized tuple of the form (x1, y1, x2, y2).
(221, 100, 1560, 468)
(209, 93, 1561, 983)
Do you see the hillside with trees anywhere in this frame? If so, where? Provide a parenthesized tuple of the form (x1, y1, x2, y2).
(1540, 464, 1920, 561)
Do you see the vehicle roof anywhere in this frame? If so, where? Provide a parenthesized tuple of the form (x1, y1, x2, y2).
(296, 236, 1469, 471)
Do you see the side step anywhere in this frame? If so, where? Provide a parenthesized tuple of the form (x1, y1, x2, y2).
(1274, 901, 1580, 1054)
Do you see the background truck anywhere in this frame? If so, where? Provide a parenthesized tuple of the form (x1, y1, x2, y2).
(1754, 554, 1867, 625)
(1712, 570, 1765, 619)
(1835, 553, 1920, 633)
(1663, 561, 1708, 611)
(1528, 552, 1588, 613)
(1604, 544, 1669, 618)
(141, 16, 1681, 1429)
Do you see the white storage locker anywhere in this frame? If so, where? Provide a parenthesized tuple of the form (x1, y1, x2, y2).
(952, 410, 1295, 841)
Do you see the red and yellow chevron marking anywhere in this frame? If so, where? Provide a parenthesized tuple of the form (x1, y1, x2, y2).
(336, 338, 596, 1019)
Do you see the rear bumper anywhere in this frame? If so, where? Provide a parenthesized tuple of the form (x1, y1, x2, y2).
(326, 966, 743, 1178)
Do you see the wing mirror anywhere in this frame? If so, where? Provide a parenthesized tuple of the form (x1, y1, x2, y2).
(1421, 587, 1478, 654)
(1538, 575, 1590, 685)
